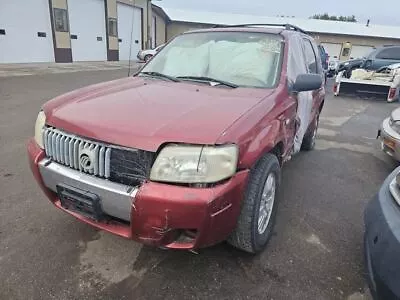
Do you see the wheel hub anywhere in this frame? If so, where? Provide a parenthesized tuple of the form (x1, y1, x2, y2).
(258, 173, 276, 234)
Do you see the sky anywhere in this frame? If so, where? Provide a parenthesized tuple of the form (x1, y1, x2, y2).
(157, 0, 400, 26)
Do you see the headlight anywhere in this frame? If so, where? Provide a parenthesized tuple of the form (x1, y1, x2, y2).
(150, 144, 238, 183)
(34, 111, 46, 149)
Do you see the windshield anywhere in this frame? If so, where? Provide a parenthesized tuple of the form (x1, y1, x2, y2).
(140, 31, 283, 88)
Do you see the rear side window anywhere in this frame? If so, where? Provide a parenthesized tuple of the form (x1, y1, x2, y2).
(376, 47, 400, 60)
(303, 39, 318, 74)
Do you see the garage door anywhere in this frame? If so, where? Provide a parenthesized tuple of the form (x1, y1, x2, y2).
(117, 3, 142, 61)
(152, 16, 156, 48)
(0, 0, 54, 63)
(68, 0, 107, 61)
(321, 43, 342, 60)
(350, 45, 375, 59)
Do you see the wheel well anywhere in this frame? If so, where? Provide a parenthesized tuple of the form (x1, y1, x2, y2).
(270, 142, 284, 165)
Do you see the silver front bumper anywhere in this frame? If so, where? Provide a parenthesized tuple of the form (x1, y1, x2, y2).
(39, 159, 137, 222)
(380, 118, 400, 161)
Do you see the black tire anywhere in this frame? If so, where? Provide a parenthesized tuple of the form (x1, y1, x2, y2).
(301, 113, 319, 151)
(144, 55, 152, 62)
(228, 153, 281, 254)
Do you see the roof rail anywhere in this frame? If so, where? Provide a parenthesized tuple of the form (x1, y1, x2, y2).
(212, 23, 307, 34)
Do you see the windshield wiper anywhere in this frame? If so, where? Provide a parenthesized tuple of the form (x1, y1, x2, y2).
(139, 71, 180, 82)
(176, 76, 238, 88)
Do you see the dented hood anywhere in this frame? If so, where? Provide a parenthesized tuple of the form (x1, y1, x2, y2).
(43, 77, 271, 151)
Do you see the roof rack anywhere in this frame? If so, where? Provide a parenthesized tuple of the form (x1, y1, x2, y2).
(212, 23, 307, 34)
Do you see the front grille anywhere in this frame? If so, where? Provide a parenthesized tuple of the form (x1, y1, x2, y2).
(43, 127, 154, 186)
(43, 127, 112, 178)
(110, 148, 154, 186)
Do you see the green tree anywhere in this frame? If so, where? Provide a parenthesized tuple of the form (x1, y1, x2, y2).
(310, 13, 357, 22)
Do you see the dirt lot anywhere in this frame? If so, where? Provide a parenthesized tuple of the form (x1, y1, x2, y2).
(0, 71, 398, 299)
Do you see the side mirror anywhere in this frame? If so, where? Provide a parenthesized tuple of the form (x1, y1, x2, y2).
(292, 74, 322, 92)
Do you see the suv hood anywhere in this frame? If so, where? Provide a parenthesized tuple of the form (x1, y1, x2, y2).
(43, 77, 271, 151)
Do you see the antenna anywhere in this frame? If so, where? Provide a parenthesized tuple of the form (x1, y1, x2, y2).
(127, 0, 136, 77)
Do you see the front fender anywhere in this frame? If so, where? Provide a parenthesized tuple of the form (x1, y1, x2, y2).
(238, 119, 282, 169)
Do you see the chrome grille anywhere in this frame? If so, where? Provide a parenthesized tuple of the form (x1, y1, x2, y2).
(43, 127, 111, 178)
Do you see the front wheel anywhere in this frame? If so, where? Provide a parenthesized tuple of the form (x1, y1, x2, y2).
(228, 153, 281, 254)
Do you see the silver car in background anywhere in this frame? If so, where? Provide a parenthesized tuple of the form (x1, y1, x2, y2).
(137, 44, 165, 62)
(379, 107, 400, 161)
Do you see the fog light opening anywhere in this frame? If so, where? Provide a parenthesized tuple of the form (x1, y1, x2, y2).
(184, 229, 198, 239)
(174, 229, 198, 244)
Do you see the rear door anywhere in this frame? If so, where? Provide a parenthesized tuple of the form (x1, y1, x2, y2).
(303, 38, 325, 121)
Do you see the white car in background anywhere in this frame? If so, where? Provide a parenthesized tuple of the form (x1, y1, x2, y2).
(137, 44, 165, 62)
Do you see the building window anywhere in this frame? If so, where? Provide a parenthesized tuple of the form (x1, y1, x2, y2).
(53, 8, 69, 32)
(108, 18, 118, 37)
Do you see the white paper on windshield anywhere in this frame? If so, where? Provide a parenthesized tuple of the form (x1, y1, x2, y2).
(162, 41, 213, 77)
(208, 40, 281, 86)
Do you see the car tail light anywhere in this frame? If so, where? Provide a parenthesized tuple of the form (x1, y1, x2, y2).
(333, 83, 338, 93)
(388, 88, 396, 101)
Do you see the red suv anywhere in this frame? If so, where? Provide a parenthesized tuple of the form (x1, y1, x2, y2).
(28, 24, 325, 253)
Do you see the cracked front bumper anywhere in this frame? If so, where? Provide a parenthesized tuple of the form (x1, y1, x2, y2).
(28, 139, 249, 250)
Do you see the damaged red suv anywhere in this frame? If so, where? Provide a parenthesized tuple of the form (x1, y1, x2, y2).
(28, 25, 325, 253)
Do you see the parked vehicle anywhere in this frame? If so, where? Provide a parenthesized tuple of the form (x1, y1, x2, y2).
(317, 45, 328, 83)
(137, 44, 165, 62)
(361, 45, 400, 70)
(334, 63, 400, 102)
(318, 45, 329, 71)
(378, 106, 400, 160)
(337, 58, 364, 77)
(28, 24, 325, 254)
(327, 58, 364, 78)
(364, 166, 400, 299)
